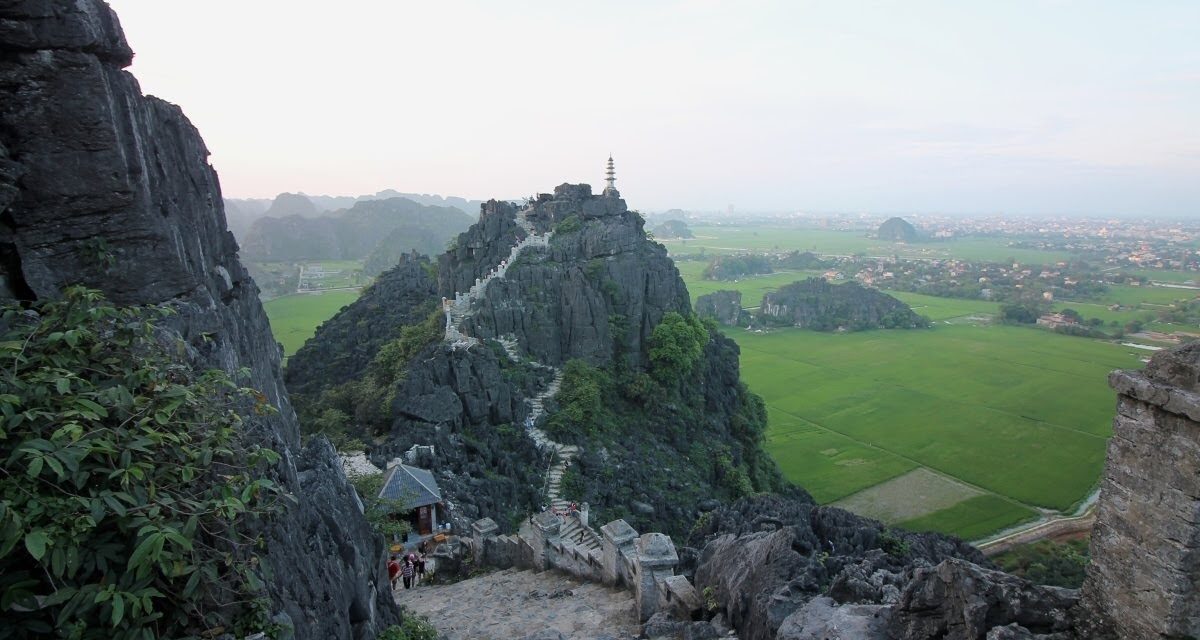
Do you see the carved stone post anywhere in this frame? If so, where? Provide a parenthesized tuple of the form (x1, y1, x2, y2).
(530, 511, 560, 571)
(600, 519, 638, 587)
(1078, 344, 1200, 639)
(470, 517, 498, 564)
(634, 532, 678, 622)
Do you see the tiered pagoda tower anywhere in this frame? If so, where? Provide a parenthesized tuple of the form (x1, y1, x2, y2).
(603, 154, 620, 198)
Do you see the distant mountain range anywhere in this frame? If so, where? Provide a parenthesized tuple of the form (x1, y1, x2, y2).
(223, 190, 484, 240)
(238, 197, 475, 275)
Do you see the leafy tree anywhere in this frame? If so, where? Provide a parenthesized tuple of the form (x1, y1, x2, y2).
(999, 302, 1041, 324)
(545, 360, 611, 439)
(648, 312, 709, 383)
(0, 288, 284, 639)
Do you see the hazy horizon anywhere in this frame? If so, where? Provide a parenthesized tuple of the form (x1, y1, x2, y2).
(107, 1, 1198, 217)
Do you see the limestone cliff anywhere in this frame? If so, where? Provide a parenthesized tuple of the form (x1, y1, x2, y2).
(0, 2, 398, 637)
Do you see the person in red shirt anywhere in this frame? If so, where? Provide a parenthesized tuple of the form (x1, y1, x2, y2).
(387, 555, 401, 589)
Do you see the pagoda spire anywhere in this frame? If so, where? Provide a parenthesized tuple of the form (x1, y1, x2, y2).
(603, 154, 619, 198)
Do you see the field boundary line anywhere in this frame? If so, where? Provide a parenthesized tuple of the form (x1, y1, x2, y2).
(766, 402, 1045, 517)
(734, 341, 1108, 441)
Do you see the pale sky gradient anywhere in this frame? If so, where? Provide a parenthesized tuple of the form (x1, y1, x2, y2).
(106, 1, 1199, 216)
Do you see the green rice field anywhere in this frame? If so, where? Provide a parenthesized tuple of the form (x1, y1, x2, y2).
(264, 291, 361, 356)
(669, 225, 1158, 539)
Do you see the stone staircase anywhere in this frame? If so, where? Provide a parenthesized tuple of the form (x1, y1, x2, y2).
(442, 212, 552, 349)
(444, 209, 604, 557)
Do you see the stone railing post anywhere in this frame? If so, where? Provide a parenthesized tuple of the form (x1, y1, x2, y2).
(470, 517, 498, 564)
(600, 519, 638, 587)
(633, 533, 679, 622)
(579, 502, 589, 528)
(1078, 344, 1200, 640)
(529, 511, 561, 571)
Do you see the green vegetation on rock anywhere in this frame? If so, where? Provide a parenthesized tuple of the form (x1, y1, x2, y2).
(0, 288, 284, 639)
(993, 538, 1091, 589)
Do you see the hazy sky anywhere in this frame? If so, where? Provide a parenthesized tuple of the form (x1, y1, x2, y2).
(106, 1, 1198, 215)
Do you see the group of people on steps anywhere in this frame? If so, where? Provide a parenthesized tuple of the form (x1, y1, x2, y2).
(388, 552, 425, 590)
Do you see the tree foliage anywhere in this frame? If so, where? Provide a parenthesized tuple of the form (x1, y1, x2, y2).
(648, 312, 709, 383)
(0, 288, 284, 639)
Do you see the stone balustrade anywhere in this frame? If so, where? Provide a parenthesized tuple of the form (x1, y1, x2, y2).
(470, 513, 700, 623)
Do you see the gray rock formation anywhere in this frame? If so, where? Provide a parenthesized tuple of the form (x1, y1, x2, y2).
(886, 559, 1077, 640)
(1076, 343, 1200, 639)
(0, 2, 399, 637)
(443, 184, 691, 369)
(695, 290, 744, 326)
(687, 496, 987, 640)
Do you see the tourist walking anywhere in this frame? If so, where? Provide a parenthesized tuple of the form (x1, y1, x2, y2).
(415, 552, 426, 586)
(401, 556, 415, 590)
(387, 554, 401, 590)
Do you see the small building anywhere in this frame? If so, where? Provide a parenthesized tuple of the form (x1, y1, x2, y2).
(378, 463, 448, 539)
(1036, 313, 1077, 329)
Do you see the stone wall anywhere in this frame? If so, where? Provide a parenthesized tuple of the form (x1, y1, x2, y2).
(1077, 343, 1200, 639)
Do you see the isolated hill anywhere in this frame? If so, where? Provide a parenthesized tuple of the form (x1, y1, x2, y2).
(239, 197, 473, 265)
(287, 184, 790, 535)
(760, 278, 929, 330)
(264, 191, 320, 218)
(878, 216, 919, 242)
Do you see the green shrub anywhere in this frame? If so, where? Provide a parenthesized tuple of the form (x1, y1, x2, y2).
(0, 287, 284, 639)
(377, 610, 438, 640)
(555, 215, 582, 234)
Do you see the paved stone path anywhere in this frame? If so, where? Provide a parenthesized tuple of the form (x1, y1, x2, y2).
(399, 567, 638, 640)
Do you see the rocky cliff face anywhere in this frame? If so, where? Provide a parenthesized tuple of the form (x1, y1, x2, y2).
(0, 2, 399, 637)
(760, 278, 927, 331)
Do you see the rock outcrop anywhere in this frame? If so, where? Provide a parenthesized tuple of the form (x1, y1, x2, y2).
(1076, 342, 1200, 639)
(760, 278, 927, 331)
(695, 290, 744, 326)
(0, 2, 399, 637)
(687, 496, 1081, 640)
